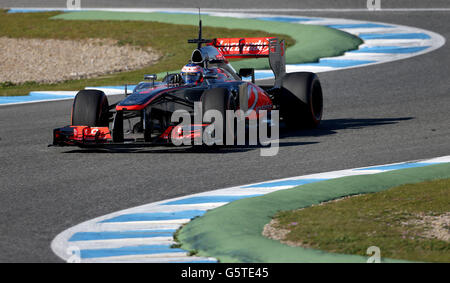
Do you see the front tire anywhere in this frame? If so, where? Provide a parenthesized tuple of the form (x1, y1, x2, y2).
(201, 88, 236, 145)
(71, 90, 109, 127)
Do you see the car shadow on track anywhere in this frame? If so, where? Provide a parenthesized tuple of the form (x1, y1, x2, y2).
(281, 117, 414, 139)
(61, 141, 319, 154)
(61, 117, 412, 154)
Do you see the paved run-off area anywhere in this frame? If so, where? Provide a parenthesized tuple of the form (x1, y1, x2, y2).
(0, 6, 448, 262)
(44, 10, 448, 263)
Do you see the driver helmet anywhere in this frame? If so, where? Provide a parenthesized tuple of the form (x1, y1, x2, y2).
(181, 63, 203, 84)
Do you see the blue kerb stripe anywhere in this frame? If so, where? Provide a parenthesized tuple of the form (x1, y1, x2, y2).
(359, 33, 431, 40)
(298, 59, 376, 68)
(255, 16, 316, 22)
(253, 72, 275, 80)
(162, 195, 263, 205)
(327, 23, 393, 29)
(0, 93, 75, 105)
(7, 9, 47, 13)
(80, 245, 184, 259)
(243, 178, 326, 188)
(351, 46, 430, 54)
(100, 210, 205, 223)
(357, 163, 436, 171)
(69, 229, 176, 241)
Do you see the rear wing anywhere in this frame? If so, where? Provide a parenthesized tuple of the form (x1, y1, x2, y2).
(187, 16, 286, 86)
(210, 37, 275, 58)
(208, 37, 286, 87)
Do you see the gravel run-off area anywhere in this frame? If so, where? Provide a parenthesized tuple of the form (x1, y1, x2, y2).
(0, 37, 160, 84)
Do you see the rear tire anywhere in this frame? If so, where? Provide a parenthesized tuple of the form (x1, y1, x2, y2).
(279, 72, 323, 129)
(72, 90, 109, 127)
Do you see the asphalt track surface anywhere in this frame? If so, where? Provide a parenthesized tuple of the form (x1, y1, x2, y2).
(0, 2, 449, 262)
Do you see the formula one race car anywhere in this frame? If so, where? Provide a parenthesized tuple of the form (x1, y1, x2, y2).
(52, 21, 323, 147)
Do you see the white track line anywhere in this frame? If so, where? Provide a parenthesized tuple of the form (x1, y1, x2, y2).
(42, 11, 448, 263)
(1, 10, 445, 105)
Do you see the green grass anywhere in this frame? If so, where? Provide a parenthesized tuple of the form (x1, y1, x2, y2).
(53, 11, 362, 72)
(273, 178, 450, 263)
(0, 10, 294, 96)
